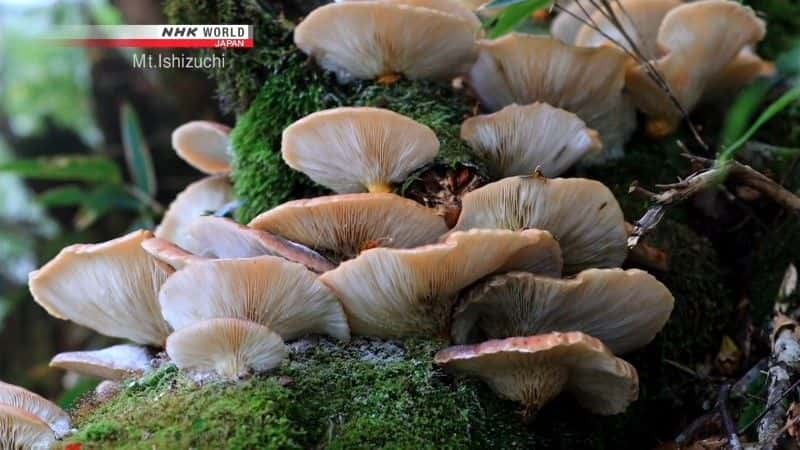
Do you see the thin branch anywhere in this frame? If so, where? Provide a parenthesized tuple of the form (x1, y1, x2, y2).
(627, 154, 800, 247)
(719, 384, 744, 450)
(740, 378, 800, 433)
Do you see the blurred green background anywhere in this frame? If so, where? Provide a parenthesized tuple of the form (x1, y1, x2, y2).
(0, 0, 227, 407)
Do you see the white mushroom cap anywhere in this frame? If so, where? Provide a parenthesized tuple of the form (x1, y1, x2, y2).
(182, 216, 335, 273)
(166, 318, 287, 380)
(156, 176, 235, 250)
(0, 404, 55, 449)
(451, 269, 675, 353)
(434, 332, 639, 415)
(294, 2, 479, 83)
(450, 175, 627, 273)
(550, 0, 599, 45)
(625, 0, 767, 136)
(468, 34, 635, 156)
(159, 255, 350, 341)
(460, 102, 602, 178)
(381, 0, 481, 29)
(49, 344, 154, 381)
(282, 107, 439, 194)
(248, 193, 448, 261)
(28, 230, 171, 346)
(171, 121, 232, 175)
(319, 228, 562, 338)
(0, 381, 70, 438)
(573, 0, 681, 59)
(141, 237, 209, 272)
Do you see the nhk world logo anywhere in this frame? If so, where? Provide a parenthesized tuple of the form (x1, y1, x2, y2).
(45, 25, 253, 49)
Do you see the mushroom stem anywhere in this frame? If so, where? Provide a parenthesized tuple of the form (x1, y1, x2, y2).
(645, 118, 679, 139)
(487, 364, 568, 412)
(367, 182, 394, 193)
(376, 73, 402, 86)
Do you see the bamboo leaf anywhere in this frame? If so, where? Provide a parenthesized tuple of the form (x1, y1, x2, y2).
(718, 85, 800, 165)
(0, 155, 122, 184)
(482, 0, 527, 10)
(37, 186, 86, 207)
(487, 0, 551, 38)
(120, 102, 157, 197)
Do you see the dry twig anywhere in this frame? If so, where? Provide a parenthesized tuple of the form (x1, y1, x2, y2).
(628, 154, 800, 248)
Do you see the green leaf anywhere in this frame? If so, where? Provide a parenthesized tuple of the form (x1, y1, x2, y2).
(0, 156, 122, 184)
(720, 80, 772, 149)
(74, 184, 143, 229)
(487, 0, 551, 38)
(482, 0, 527, 10)
(37, 186, 87, 207)
(718, 84, 800, 165)
(120, 102, 157, 197)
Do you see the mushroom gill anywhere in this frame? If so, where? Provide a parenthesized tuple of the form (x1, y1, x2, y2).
(166, 318, 287, 380)
(435, 332, 639, 416)
(49, 344, 154, 381)
(159, 255, 350, 341)
(460, 102, 602, 178)
(171, 120, 232, 175)
(450, 175, 627, 273)
(451, 269, 675, 353)
(183, 216, 335, 273)
(0, 381, 70, 438)
(281, 107, 439, 194)
(155, 175, 234, 250)
(248, 193, 448, 262)
(319, 228, 562, 338)
(468, 34, 635, 157)
(294, 1, 480, 83)
(0, 404, 55, 450)
(28, 229, 171, 346)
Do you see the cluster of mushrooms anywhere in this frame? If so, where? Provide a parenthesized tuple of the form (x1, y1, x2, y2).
(300, 0, 771, 152)
(1, 0, 773, 446)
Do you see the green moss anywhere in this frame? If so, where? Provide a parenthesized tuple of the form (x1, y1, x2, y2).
(165, 0, 475, 222)
(231, 74, 474, 221)
(70, 306, 737, 450)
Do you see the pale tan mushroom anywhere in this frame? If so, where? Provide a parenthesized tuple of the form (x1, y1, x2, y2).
(182, 216, 335, 273)
(702, 48, 775, 103)
(141, 237, 208, 272)
(294, 2, 479, 83)
(382, 0, 481, 28)
(159, 255, 349, 341)
(550, 0, 598, 45)
(248, 193, 448, 261)
(573, 0, 681, 59)
(451, 269, 674, 353)
(468, 34, 635, 156)
(435, 332, 639, 415)
(155, 176, 234, 250)
(282, 107, 439, 194)
(319, 228, 562, 338)
(166, 318, 287, 380)
(171, 121, 232, 175)
(625, 0, 767, 137)
(29, 230, 171, 346)
(49, 344, 153, 381)
(460, 102, 602, 178)
(0, 381, 70, 438)
(0, 404, 55, 449)
(451, 175, 627, 273)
